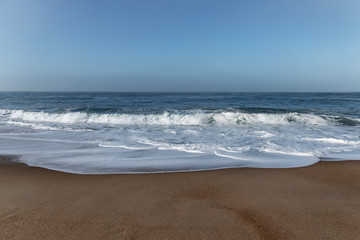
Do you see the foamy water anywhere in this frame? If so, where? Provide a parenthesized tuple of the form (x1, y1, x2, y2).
(0, 92, 359, 174)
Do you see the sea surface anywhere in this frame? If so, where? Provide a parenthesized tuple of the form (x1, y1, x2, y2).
(0, 92, 359, 174)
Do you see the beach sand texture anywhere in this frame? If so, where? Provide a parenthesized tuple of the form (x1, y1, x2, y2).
(0, 156, 359, 240)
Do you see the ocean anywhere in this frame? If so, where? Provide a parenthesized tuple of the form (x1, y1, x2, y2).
(0, 92, 359, 174)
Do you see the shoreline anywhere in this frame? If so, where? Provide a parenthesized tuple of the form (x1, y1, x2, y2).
(1, 156, 360, 239)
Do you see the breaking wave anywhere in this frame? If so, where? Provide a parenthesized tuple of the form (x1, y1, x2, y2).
(1, 109, 357, 127)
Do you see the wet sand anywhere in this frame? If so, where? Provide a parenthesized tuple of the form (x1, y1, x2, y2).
(0, 156, 359, 240)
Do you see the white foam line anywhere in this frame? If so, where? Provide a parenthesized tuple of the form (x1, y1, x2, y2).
(303, 137, 360, 145)
(261, 149, 313, 156)
(217, 147, 239, 153)
(214, 151, 251, 161)
(161, 147, 205, 154)
(98, 144, 151, 150)
(0, 136, 96, 145)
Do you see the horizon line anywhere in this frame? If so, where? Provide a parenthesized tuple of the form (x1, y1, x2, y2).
(0, 91, 359, 94)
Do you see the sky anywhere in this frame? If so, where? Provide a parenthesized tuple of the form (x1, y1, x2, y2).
(0, 0, 359, 92)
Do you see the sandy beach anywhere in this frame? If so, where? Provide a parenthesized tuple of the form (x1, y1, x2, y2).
(0, 156, 359, 240)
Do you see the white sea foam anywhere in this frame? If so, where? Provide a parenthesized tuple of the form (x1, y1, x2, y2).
(98, 144, 151, 150)
(0, 136, 322, 174)
(6, 121, 59, 131)
(2, 110, 87, 124)
(261, 149, 314, 157)
(1, 108, 360, 174)
(303, 138, 360, 145)
(0, 109, 338, 127)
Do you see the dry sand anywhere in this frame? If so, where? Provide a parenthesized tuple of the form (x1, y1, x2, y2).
(0, 155, 359, 240)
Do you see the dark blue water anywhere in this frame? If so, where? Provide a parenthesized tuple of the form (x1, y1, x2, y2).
(1, 92, 360, 117)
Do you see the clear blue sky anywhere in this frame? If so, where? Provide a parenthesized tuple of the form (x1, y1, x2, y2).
(0, 0, 359, 91)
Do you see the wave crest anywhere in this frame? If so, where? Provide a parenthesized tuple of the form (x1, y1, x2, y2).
(0, 109, 354, 127)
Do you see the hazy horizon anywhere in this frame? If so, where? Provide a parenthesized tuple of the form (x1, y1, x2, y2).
(1, 90, 360, 93)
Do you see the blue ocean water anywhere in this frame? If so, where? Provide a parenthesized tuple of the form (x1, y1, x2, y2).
(0, 92, 359, 174)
